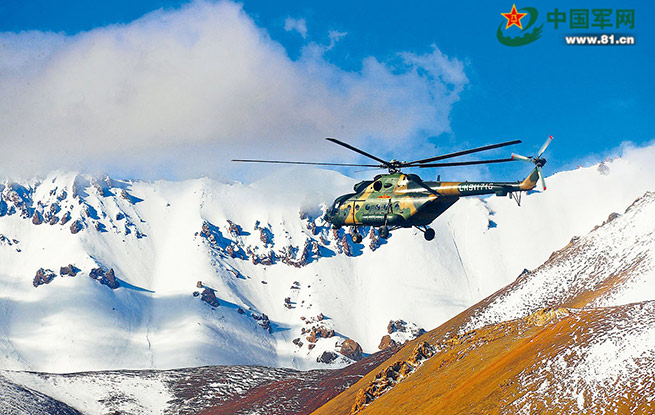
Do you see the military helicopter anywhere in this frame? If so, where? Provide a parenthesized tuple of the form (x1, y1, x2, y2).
(233, 136, 552, 241)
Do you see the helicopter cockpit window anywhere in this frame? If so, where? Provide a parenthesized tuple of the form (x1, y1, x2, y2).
(373, 181, 382, 191)
(384, 183, 392, 188)
(328, 200, 341, 215)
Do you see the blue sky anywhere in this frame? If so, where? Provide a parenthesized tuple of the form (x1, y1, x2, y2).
(1, 1, 653, 181)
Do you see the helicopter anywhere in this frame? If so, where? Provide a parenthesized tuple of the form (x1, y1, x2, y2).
(233, 136, 552, 242)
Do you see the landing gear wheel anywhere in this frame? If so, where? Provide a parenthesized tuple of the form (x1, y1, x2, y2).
(424, 228, 435, 241)
(352, 233, 363, 243)
(379, 226, 390, 239)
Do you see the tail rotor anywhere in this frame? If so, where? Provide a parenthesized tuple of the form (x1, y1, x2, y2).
(511, 135, 553, 190)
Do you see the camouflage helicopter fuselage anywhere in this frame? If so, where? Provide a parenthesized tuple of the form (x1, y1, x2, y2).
(324, 167, 540, 229)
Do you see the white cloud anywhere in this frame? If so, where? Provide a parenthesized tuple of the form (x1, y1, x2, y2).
(0, 0, 468, 179)
(284, 17, 308, 38)
(327, 30, 347, 49)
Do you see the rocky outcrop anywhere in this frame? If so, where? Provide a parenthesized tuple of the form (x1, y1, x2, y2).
(378, 335, 398, 350)
(379, 320, 426, 349)
(525, 307, 570, 326)
(200, 288, 220, 307)
(306, 326, 335, 343)
(224, 244, 237, 258)
(89, 267, 120, 289)
(45, 203, 61, 225)
(369, 228, 381, 251)
(407, 341, 435, 365)
(201, 220, 246, 260)
(70, 219, 84, 234)
(226, 220, 242, 237)
(0, 234, 19, 247)
(387, 319, 425, 338)
(60, 264, 79, 277)
(340, 339, 363, 361)
(341, 234, 352, 256)
(32, 211, 43, 225)
(252, 313, 271, 333)
(33, 268, 56, 287)
(350, 342, 435, 414)
(277, 240, 317, 268)
(60, 211, 71, 225)
(317, 351, 338, 364)
(2, 184, 32, 218)
(254, 222, 274, 247)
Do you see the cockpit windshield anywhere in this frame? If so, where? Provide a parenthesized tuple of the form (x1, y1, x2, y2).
(328, 200, 341, 214)
(328, 194, 355, 215)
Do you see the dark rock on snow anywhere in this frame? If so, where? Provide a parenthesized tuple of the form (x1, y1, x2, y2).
(201, 288, 220, 307)
(70, 220, 84, 234)
(60, 264, 79, 277)
(317, 351, 338, 364)
(33, 268, 56, 287)
(89, 267, 120, 289)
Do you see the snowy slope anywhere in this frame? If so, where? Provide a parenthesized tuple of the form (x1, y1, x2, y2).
(1, 144, 655, 373)
(462, 190, 655, 332)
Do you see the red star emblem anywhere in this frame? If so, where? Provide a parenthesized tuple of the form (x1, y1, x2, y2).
(501, 4, 528, 29)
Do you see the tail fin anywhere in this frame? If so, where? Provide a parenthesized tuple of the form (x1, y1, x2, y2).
(519, 167, 539, 190)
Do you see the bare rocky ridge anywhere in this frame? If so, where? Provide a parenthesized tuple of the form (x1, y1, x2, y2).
(0, 347, 396, 415)
(0, 374, 81, 415)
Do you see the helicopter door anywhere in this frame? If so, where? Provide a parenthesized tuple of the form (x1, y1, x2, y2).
(342, 201, 355, 225)
(347, 200, 365, 225)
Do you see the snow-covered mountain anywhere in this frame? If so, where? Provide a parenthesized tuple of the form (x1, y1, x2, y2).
(1, 144, 655, 374)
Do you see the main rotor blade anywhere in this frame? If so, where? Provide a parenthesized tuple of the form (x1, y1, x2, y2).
(231, 159, 381, 167)
(326, 138, 391, 167)
(417, 158, 515, 168)
(407, 140, 522, 165)
(511, 153, 532, 162)
(538, 135, 554, 157)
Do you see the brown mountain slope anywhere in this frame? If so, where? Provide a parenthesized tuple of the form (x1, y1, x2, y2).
(313, 192, 655, 415)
